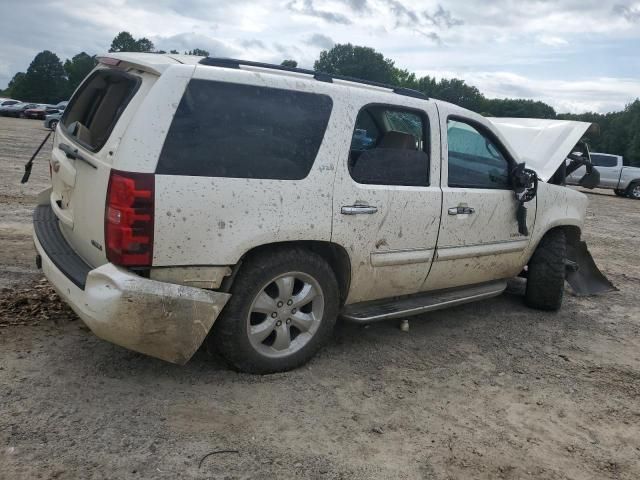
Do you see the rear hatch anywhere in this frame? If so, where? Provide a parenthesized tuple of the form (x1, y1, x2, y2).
(50, 63, 157, 267)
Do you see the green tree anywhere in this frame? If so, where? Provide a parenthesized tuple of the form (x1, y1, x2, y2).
(314, 43, 398, 84)
(281, 59, 298, 68)
(11, 51, 67, 103)
(64, 52, 97, 95)
(2, 72, 26, 97)
(109, 31, 155, 53)
(185, 48, 210, 56)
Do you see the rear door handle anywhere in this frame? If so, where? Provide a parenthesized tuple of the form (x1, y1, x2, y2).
(341, 204, 378, 215)
(448, 206, 475, 215)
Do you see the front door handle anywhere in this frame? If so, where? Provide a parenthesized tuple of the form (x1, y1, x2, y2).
(448, 206, 475, 215)
(341, 204, 378, 215)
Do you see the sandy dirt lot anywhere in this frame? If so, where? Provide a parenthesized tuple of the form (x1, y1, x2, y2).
(0, 117, 639, 479)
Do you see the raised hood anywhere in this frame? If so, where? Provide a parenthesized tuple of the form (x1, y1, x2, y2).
(487, 118, 596, 181)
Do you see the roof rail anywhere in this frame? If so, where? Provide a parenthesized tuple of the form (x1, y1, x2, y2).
(198, 57, 428, 100)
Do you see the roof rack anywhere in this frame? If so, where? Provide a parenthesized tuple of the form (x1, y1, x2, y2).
(198, 57, 428, 100)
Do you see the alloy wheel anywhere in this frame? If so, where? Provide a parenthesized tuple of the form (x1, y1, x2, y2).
(247, 272, 325, 358)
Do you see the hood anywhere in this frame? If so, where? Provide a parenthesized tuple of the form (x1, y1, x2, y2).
(487, 118, 596, 181)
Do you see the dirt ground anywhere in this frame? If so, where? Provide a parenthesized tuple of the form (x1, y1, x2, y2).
(0, 116, 639, 480)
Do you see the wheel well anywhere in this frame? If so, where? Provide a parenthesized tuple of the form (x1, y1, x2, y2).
(226, 241, 352, 305)
(527, 225, 581, 266)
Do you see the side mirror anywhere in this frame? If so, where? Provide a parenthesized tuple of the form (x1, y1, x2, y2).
(579, 168, 600, 189)
(511, 163, 538, 203)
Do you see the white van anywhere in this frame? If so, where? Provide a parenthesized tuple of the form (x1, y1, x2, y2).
(33, 53, 605, 373)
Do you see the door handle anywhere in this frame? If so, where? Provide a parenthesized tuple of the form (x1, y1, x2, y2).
(341, 204, 378, 215)
(448, 206, 475, 215)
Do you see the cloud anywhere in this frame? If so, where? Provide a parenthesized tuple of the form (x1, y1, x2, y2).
(0, 0, 638, 113)
(340, 0, 368, 11)
(241, 39, 267, 49)
(613, 4, 640, 22)
(423, 5, 464, 29)
(286, 0, 352, 24)
(305, 33, 335, 50)
(152, 33, 240, 57)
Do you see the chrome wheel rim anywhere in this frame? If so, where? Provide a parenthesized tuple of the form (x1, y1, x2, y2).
(247, 272, 324, 358)
(632, 185, 640, 198)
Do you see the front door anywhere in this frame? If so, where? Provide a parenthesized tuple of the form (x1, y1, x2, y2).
(332, 101, 442, 304)
(423, 109, 536, 291)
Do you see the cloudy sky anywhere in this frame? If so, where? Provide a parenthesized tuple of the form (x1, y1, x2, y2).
(2, 0, 639, 113)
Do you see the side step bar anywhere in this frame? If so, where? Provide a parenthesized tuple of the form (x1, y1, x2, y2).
(340, 280, 508, 323)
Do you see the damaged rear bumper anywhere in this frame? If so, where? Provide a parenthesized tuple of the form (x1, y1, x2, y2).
(33, 205, 230, 364)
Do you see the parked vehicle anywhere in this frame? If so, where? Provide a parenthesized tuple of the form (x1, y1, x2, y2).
(566, 152, 640, 199)
(0, 99, 20, 108)
(0, 102, 39, 117)
(32, 53, 610, 373)
(44, 111, 63, 130)
(24, 105, 60, 120)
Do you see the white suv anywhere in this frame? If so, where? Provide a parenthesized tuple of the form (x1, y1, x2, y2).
(33, 53, 608, 373)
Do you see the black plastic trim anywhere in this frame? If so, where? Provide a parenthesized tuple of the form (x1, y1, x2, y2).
(198, 57, 428, 100)
(33, 205, 92, 290)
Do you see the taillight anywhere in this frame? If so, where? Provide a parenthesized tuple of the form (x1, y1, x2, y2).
(105, 170, 154, 267)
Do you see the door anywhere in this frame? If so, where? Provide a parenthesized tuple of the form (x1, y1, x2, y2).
(332, 102, 442, 304)
(568, 153, 620, 188)
(422, 112, 536, 291)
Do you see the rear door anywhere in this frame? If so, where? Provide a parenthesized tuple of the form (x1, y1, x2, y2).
(423, 109, 536, 291)
(567, 153, 620, 188)
(331, 101, 442, 304)
(50, 66, 156, 267)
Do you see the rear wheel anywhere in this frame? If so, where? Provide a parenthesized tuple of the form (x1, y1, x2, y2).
(209, 247, 339, 374)
(627, 183, 640, 200)
(525, 229, 566, 311)
(49, 120, 59, 131)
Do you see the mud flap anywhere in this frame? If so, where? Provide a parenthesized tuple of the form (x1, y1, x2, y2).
(566, 241, 616, 296)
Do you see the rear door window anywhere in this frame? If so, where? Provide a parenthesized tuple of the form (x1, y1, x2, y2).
(590, 154, 617, 167)
(62, 69, 140, 152)
(348, 105, 429, 187)
(157, 80, 333, 179)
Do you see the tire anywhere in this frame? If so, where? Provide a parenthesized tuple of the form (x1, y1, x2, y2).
(49, 120, 58, 131)
(525, 229, 566, 311)
(614, 189, 627, 197)
(627, 183, 640, 200)
(209, 247, 339, 374)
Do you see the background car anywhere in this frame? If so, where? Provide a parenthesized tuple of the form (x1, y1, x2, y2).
(24, 104, 60, 120)
(0, 102, 39, 117)
(43, 111, 63, 130)
(0, 99, 20, 108)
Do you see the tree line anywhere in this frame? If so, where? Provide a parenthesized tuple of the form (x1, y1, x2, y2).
(2, 37, 638, 166)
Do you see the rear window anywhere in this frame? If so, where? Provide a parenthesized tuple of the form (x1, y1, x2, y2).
(157, 80, 333, 179)
(591, 154, 617, 168)
(62, 69, 140, 152)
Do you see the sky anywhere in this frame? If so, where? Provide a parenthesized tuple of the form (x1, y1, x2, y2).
(1, 0, 639, 113)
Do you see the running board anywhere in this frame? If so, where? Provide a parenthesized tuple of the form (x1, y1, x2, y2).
(340, 280, 508, 323)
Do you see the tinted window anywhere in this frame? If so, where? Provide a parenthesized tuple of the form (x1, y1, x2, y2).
(62, 69, 140, 152)
(591, 154, 617, 168)
(447, 119, 510, 189)
(349, 106, 429, 186)
(157, 80, 333, 179)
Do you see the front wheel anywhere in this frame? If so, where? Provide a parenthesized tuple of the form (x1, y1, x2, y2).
(525, 229, 566, 311)
(209, 248, 339, 374)
(627, 183, 640, 200)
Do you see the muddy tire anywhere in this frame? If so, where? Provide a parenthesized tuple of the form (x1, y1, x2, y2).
(627, 182, 640, 200)
(209, 247, 339, 374)
(525, 229, 566, 311)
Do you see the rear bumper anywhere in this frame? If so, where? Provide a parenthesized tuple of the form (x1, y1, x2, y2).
(33, 205, 231, 364)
